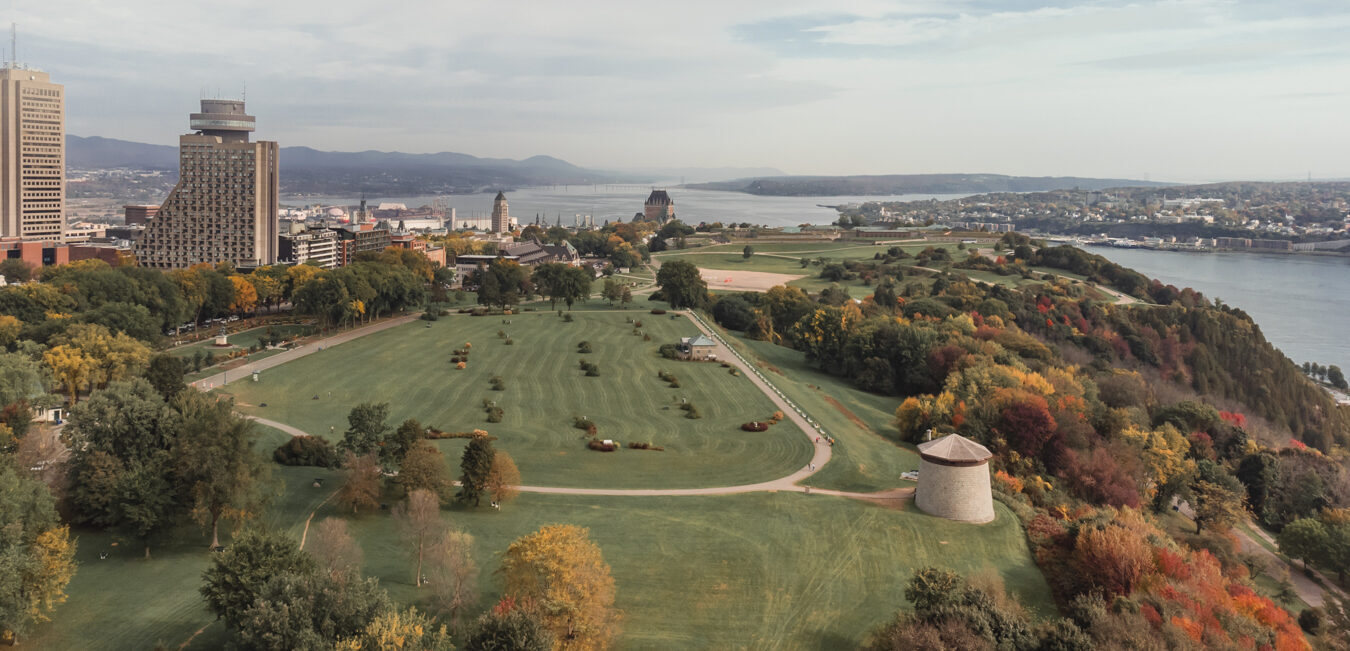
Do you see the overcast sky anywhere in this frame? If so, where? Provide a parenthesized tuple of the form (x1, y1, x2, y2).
(19, 0, 1350, 182)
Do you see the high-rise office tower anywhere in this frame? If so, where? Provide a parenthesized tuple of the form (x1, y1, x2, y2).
(135, 99, 279, 269)
(491, 191, 510, 233)
(0, 63, 65, 241)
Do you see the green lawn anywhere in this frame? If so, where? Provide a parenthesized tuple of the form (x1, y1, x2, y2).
(716, 329, 919, 493)
(34, 479, 1053, 650)
(221, 311, 814, 489)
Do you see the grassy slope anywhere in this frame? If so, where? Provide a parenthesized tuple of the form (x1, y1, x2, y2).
(35, 483, 1052, 650)
(222, 311, 813, 490)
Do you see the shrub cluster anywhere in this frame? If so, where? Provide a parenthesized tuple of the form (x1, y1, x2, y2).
(658, 370, 680, 388)
(741, 422, 769, 432)
(273, 435, 338, 468)
(420, 311, 439, 321)
(587, 439, 617, 452)
(573, 416, 598, 435)
(578, 341, 592, 353)
(628, 441, 664, 451)
(490, 375, 506, 391)
(482, 399, 503, 423)
(650, 309, 667, 315)
(579, 360, 600, 376)
(658, 344, 682, 360)
(425, 428, 496, 441)
(680, 403, 701, 419)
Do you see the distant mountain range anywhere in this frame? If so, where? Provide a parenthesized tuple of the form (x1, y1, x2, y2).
(688, 174, 1172, 196)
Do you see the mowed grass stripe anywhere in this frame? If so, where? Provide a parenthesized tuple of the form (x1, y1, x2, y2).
(223, 311, 812, 489)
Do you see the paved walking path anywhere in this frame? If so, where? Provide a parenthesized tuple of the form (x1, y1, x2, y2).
(1177, 499, 1329, 607)
(191, 314, 419, 390)
(214, 306, 909, 503)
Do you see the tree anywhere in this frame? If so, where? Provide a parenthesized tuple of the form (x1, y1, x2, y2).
(742, 245, 754, 259)
(341, 402, 391, 456)
(655, 260, 707, 309)
(145, 353, 187, 401)
(172, 391, 267, 548)
(486, 451, 521, 506)
(457, 435, 495, 506)
(1329, 365, 1349, 391)
(306, 518, 364, 581)
(620, 286, 632, 309)
(903, 567, 962, 612)
(464, 605, 554, 651)
(336, 607, 454, 651)
(601, 278, 623, 306)
(501, 524, 619, 650)
(0, 314, 21, 349)
(397, 440, 451, 499)
(201, 528, 317, 630)
(0, 465, 77, 645)
(336, 452, 382, 514)
(0, 258, 31, 283)
(237, 569, 391, 650)
(1279, 518, 1330, 570)
(538, 265, 592, 311)
(43, 344, 95, 405)
(428, 530, 478, 625)
(228, 275, 258, 316)
(384, 418, 424, 469)
(394, 489, 442, 587)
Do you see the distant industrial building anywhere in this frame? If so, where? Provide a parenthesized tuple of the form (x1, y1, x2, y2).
(123, 204, 159, 225)
(0, 63, 65, 241)
(134, 99, 280, 269)
(644, 190, 674, 222)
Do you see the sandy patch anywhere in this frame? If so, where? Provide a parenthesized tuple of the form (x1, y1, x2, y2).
(699, 268, 805, 292)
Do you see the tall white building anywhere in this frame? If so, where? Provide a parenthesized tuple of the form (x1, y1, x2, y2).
(0, 65, 64, 241)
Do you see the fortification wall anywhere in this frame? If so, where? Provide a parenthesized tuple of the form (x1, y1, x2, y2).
(915, 458, 995, 523)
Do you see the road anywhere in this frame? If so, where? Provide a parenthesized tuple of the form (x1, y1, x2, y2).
(1176, 499, 1330, 607)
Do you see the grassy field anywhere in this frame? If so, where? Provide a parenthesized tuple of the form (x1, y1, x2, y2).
(717, 331, 919, 493)
(32, 475, 1054, 650)
(221, 311, 814, 489)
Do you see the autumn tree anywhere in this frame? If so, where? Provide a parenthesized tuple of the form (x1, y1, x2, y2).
(306, 517, 364, 581)
(601, 277, 623, 306)
(1072, 517, 1153, 595)
(486, 450, 521, 506)
(201, 528, 316, 630)
(396, 440, 451, 499)
(336, 452, 382, 514)
(384, 418, 425, 468)
(228, 275, 258, 316)
(457, 435, 495, 506)
(43, 344, 95, 405)
(393, 489, 442, 587)
(0, 464, 77, 645)
(171, 391, 267, 548)
(428, 530, 478, 625)
(501, 524, 619, 649)
(335, 607, 454, 651)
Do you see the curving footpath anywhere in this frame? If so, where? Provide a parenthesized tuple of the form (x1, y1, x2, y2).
(206, 308, 910, 503)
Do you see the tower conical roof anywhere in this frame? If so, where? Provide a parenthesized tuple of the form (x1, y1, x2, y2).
(495, 191, 506, 201)
(918, 434, 992, 463)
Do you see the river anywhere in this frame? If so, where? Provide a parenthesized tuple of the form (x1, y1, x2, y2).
(283, 187, 966, 229)
(1089, 247, 1350, 371)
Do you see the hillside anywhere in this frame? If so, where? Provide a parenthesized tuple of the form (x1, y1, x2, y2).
(689, 173, 1171, 196)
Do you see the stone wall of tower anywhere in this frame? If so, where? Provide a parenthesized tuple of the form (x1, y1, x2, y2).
(915, 458, 995, 523)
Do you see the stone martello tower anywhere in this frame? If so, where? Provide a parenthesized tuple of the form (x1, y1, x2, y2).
(915, 433, 995, 523)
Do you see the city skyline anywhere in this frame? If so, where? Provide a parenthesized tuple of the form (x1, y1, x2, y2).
(14, 0, 1350, 183)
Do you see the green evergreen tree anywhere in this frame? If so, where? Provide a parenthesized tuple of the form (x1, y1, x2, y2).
(457, 436, 495, 506)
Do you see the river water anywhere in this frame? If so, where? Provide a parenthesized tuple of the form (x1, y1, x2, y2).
(1089, 247, 1350, 371)
(284, 187, 966, 228)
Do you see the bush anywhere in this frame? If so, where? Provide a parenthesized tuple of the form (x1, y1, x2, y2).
(573, 416, 598, 436)
(587, 439, 616, 452)
(490, 376, 506, 391)
(505, 338, 514, 345)
(486, 406, 504, 423)
(578, 341, 592, 353)
(643, 334, 651, 341)
(741, 422, 769, 432)
(579, 360, 599, 376)
(634, 320, 643, 328)
(650, 309, 667, 315)
(497, 329, 507, 339)
(685, 406, 701, 419)
(628, 442, 664, 451)
(658, 344, 682, 360)
(273, 435, 338, 468)
(425, 428, 496, 441)
(1298, 608, 1321, 634)
(563, 313, 574, 323)
(420, 312, 439, 321)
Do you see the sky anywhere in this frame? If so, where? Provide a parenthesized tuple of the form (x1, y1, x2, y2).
(17, 0, 1350, 182)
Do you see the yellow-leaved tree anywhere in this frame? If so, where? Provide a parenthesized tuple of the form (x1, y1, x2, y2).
(43, 344, 95, 405)
(501, 524, 619, 650)
(228, 275, 258, 316)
